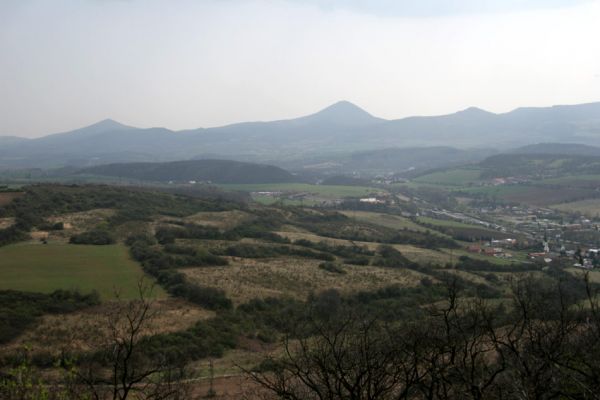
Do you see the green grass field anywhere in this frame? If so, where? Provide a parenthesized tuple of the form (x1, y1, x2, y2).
(539, 175, 600, 186)
(0, 243, 165, 299)
(217, 183, 383, 199)
(551, 199, 600, 217)
(458, 184, 595, 206)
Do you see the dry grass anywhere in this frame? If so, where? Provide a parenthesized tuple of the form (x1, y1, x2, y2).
(339, 210, 430, 232)
(183, 210, 255, 230)
(0, 217, 15, 229)
(4, 298, 212, 355)
(181, 257, 425, 306)
(45, 208, 116, 240)
(275, 230, 452, 265)
(188, 374, 261, 400)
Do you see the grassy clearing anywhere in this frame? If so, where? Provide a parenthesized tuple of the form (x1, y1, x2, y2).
(0, 217, 15, 229)
(181, 257, 425, 305)
(418, 216, 486, 229)
(251, 195, 319, 206)
(183, 210, 255, 230)
(0, 243, 165, 299)
(551, 199, 600, 218)
(275, 230, 456, 265)
(413, 169, 482, 186)
(46, 208, 116, 231)
(339, 211, 432, 232)
(5, 298, 210, 353)
(217, 183, 383, 199)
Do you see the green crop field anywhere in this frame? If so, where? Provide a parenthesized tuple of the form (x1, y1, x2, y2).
(458, 184, 595, 206)
(218, 183, 383, 198)
(539, 175, 600, 188)
(551, 199, 600, 217)
(0, 243, 165, 299)
(413, 168, 482, 186)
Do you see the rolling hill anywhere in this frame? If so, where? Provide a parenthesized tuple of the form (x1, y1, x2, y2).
(79, 159, 297, 184)
(509, 143, 600, 156)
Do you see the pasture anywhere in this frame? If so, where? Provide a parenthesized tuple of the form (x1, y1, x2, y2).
(0, 243, 164, 299)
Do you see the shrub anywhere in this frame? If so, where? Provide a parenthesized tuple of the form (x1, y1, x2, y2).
(69, 229, 116, 245)
(318, 262, 346, 274)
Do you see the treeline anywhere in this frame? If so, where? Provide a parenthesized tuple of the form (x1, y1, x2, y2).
(416, 219, 516, 243)
(155, 219, 288, 245)
(0, 290, 100, 345)
(286, 209, 459, 249)
(126, 235, 231, 310)
(293, 239, 374, 265)
(0, 184, 240, 247)
(216, 243, 335, 261)
(69, 228, 116, 245)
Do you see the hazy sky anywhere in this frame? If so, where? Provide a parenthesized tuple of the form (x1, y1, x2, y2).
(1, 0, 600, 138)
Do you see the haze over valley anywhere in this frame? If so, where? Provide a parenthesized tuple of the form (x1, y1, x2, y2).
(2, 1, 600, 399)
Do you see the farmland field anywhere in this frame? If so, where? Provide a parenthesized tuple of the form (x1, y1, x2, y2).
(413, 168, 482, 186)
(458, 184, 596, 205)
(538, 175, 600, 188)
(339, 210, 434, 232)
(417, 216, 484, 229)
(551, 199, 600, 217)
(217, 183, 383, 198)
(0, 243, 164, 299)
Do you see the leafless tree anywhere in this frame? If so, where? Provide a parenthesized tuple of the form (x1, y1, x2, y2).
(249, 274, 600, 400)
(71, 280, 193, 400)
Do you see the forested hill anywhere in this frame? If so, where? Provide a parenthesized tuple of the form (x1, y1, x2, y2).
(509, 143, 600, 156)
(479, 153, 600, 179)
(79, 159, 297, 184)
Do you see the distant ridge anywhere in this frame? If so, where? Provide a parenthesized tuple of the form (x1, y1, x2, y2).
(79, 159, 296, 184)
(509, 143, 600, 156)
(2, 100, 600, 168)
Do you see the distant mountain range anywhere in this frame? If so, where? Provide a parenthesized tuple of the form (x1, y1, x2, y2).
(1, 100, 600, 168)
